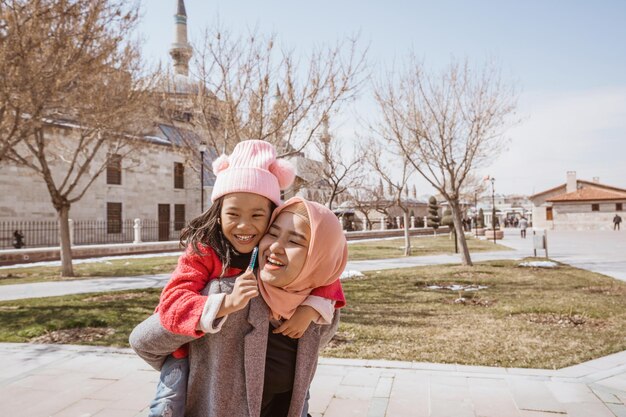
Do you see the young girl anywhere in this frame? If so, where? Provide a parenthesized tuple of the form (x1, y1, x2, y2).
(131, 197, 348, 417)
(130, 140, 345, 417)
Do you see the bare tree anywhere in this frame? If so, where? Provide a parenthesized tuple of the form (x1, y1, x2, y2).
(0, 2, 27, 161)
(373, 58, 517, 266)
(189, 25, 367, 157)
(459, 173, 490, 204)
(348, 181, 392, 231)
(366, 142, 414, 255)
(0, 0, 77, 160)
(314, 117, 364, 209)
(1, 0, 156, 276)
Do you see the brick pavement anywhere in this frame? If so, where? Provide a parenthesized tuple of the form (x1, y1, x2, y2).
(1, 343, 625, 417)
(1, 229, 626, 416)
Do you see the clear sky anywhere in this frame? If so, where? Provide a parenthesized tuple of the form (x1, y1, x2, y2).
(137, 0, 626, 196)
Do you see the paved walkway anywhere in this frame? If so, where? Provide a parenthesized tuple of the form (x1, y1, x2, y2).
(3, 227, 626, 301)
(0, 249, 524, 301)
(498, 229, 626, 282)
(1, 229, 626, 416)
(1, 343, 625, 417)
(0, 274, 172, 302)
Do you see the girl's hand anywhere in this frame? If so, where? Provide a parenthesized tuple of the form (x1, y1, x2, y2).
(272, 305, 320, 339)
(222, 269, 258, 314)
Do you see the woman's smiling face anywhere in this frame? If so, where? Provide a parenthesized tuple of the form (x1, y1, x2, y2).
(258, 211, 310, 288)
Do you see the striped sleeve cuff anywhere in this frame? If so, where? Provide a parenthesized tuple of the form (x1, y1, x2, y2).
(198, 293, 228, 333)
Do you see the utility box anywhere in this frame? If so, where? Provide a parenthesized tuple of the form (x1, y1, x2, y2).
(533, 230, 548, 258)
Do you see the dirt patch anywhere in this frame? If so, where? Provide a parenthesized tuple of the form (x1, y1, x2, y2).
(581, 286, 626, 296)
(0, 306, 20, 311)
(83, 292, 148, 302)
(519, 313, 604, 328)
(445, 297, 497, 307)
(447, 271, 493, 280)
(0, 273, 25, 281)
(30, 327, 115, 344)
(326, 332, 354, 348)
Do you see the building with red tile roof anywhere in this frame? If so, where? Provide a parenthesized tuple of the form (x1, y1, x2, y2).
(529, 172, 626, 230)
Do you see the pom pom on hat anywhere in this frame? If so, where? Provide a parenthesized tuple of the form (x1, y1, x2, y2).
(269, 159, 296, 190)
(212, 154, 229, 175)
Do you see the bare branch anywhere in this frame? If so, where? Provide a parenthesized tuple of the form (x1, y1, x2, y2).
(1, 0, 156, 276)
(189, 24, 367, 156)
(371, 57, 518, 265)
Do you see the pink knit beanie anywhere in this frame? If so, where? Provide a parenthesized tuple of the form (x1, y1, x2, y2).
(211, 140, 296, 206)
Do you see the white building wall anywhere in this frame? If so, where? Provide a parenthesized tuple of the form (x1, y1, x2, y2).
(530, 186, 565, 230)
(0, 129, 206, 224)
(532, 206, 549, 229)
(551, 202, 625, 231)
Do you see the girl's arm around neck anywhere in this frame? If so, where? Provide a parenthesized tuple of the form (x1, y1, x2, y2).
(157, 246, 222, 337)
(310, 278, 346, 309)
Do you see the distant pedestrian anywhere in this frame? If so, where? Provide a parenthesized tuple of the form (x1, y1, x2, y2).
(613, 214, 622, 231)
(519, 217, 529, 238)
(12, 230, 24, 249)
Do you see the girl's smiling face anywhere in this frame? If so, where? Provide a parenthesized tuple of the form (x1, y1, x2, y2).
(258, 211, 310, 288)
(220, 193, 272, 253)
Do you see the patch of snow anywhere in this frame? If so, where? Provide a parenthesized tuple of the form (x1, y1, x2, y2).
(426, 284, 489, 292)
(519, 261, 558, 268)
(341, 270, 365, 279)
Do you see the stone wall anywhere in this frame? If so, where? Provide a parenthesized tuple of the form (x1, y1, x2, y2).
(533, 200, 625, 231)
(0, 126, 208, 225)
(551, 202, 625, 231)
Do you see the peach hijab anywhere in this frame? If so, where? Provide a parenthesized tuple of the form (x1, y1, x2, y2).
(257, 197, 348, 320)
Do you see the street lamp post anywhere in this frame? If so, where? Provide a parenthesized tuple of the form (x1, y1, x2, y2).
(199, 144, 207, 213)
(474, 191, 478, 235)
(489, 177, 496, 244)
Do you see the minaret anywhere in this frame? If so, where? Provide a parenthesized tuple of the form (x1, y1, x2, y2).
(170, 0, 192, 76)
(320, 115, 331, 144)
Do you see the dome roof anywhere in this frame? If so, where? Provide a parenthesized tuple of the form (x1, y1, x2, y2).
(154, 72, 206, 95)
(170, 73, 202, 94)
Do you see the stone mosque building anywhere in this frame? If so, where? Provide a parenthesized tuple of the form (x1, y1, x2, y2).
(0, 0, 333, 248)
(0, 0, 215, 247)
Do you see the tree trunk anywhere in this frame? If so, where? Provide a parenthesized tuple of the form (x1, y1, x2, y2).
(327, 186, 339, 210)
(364, 214, 371, 231)
(450, 201, 472, 266)
(57, 204, 74, 277)
(403, 210, 411, 256)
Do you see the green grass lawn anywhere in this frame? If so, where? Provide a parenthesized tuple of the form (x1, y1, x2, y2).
(0, 256, 181, 285)
(1, 259, 624, 369)
(347, 234, 509, 260)
(0, 235, 509, 285)
(0, 290, 160, 347)
(326, 259, 626, 369)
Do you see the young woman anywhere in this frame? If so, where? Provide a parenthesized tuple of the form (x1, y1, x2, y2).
(130, 197, 347, 417)
(129, 140, 344, 417)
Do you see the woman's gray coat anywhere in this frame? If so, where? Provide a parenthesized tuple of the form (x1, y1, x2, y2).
(130, 277, 339, 417)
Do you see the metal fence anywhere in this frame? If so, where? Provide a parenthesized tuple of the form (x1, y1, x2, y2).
(0, 219, 185, 250)
(0, 221, 59, 250)
(74, 220, 135, 245)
